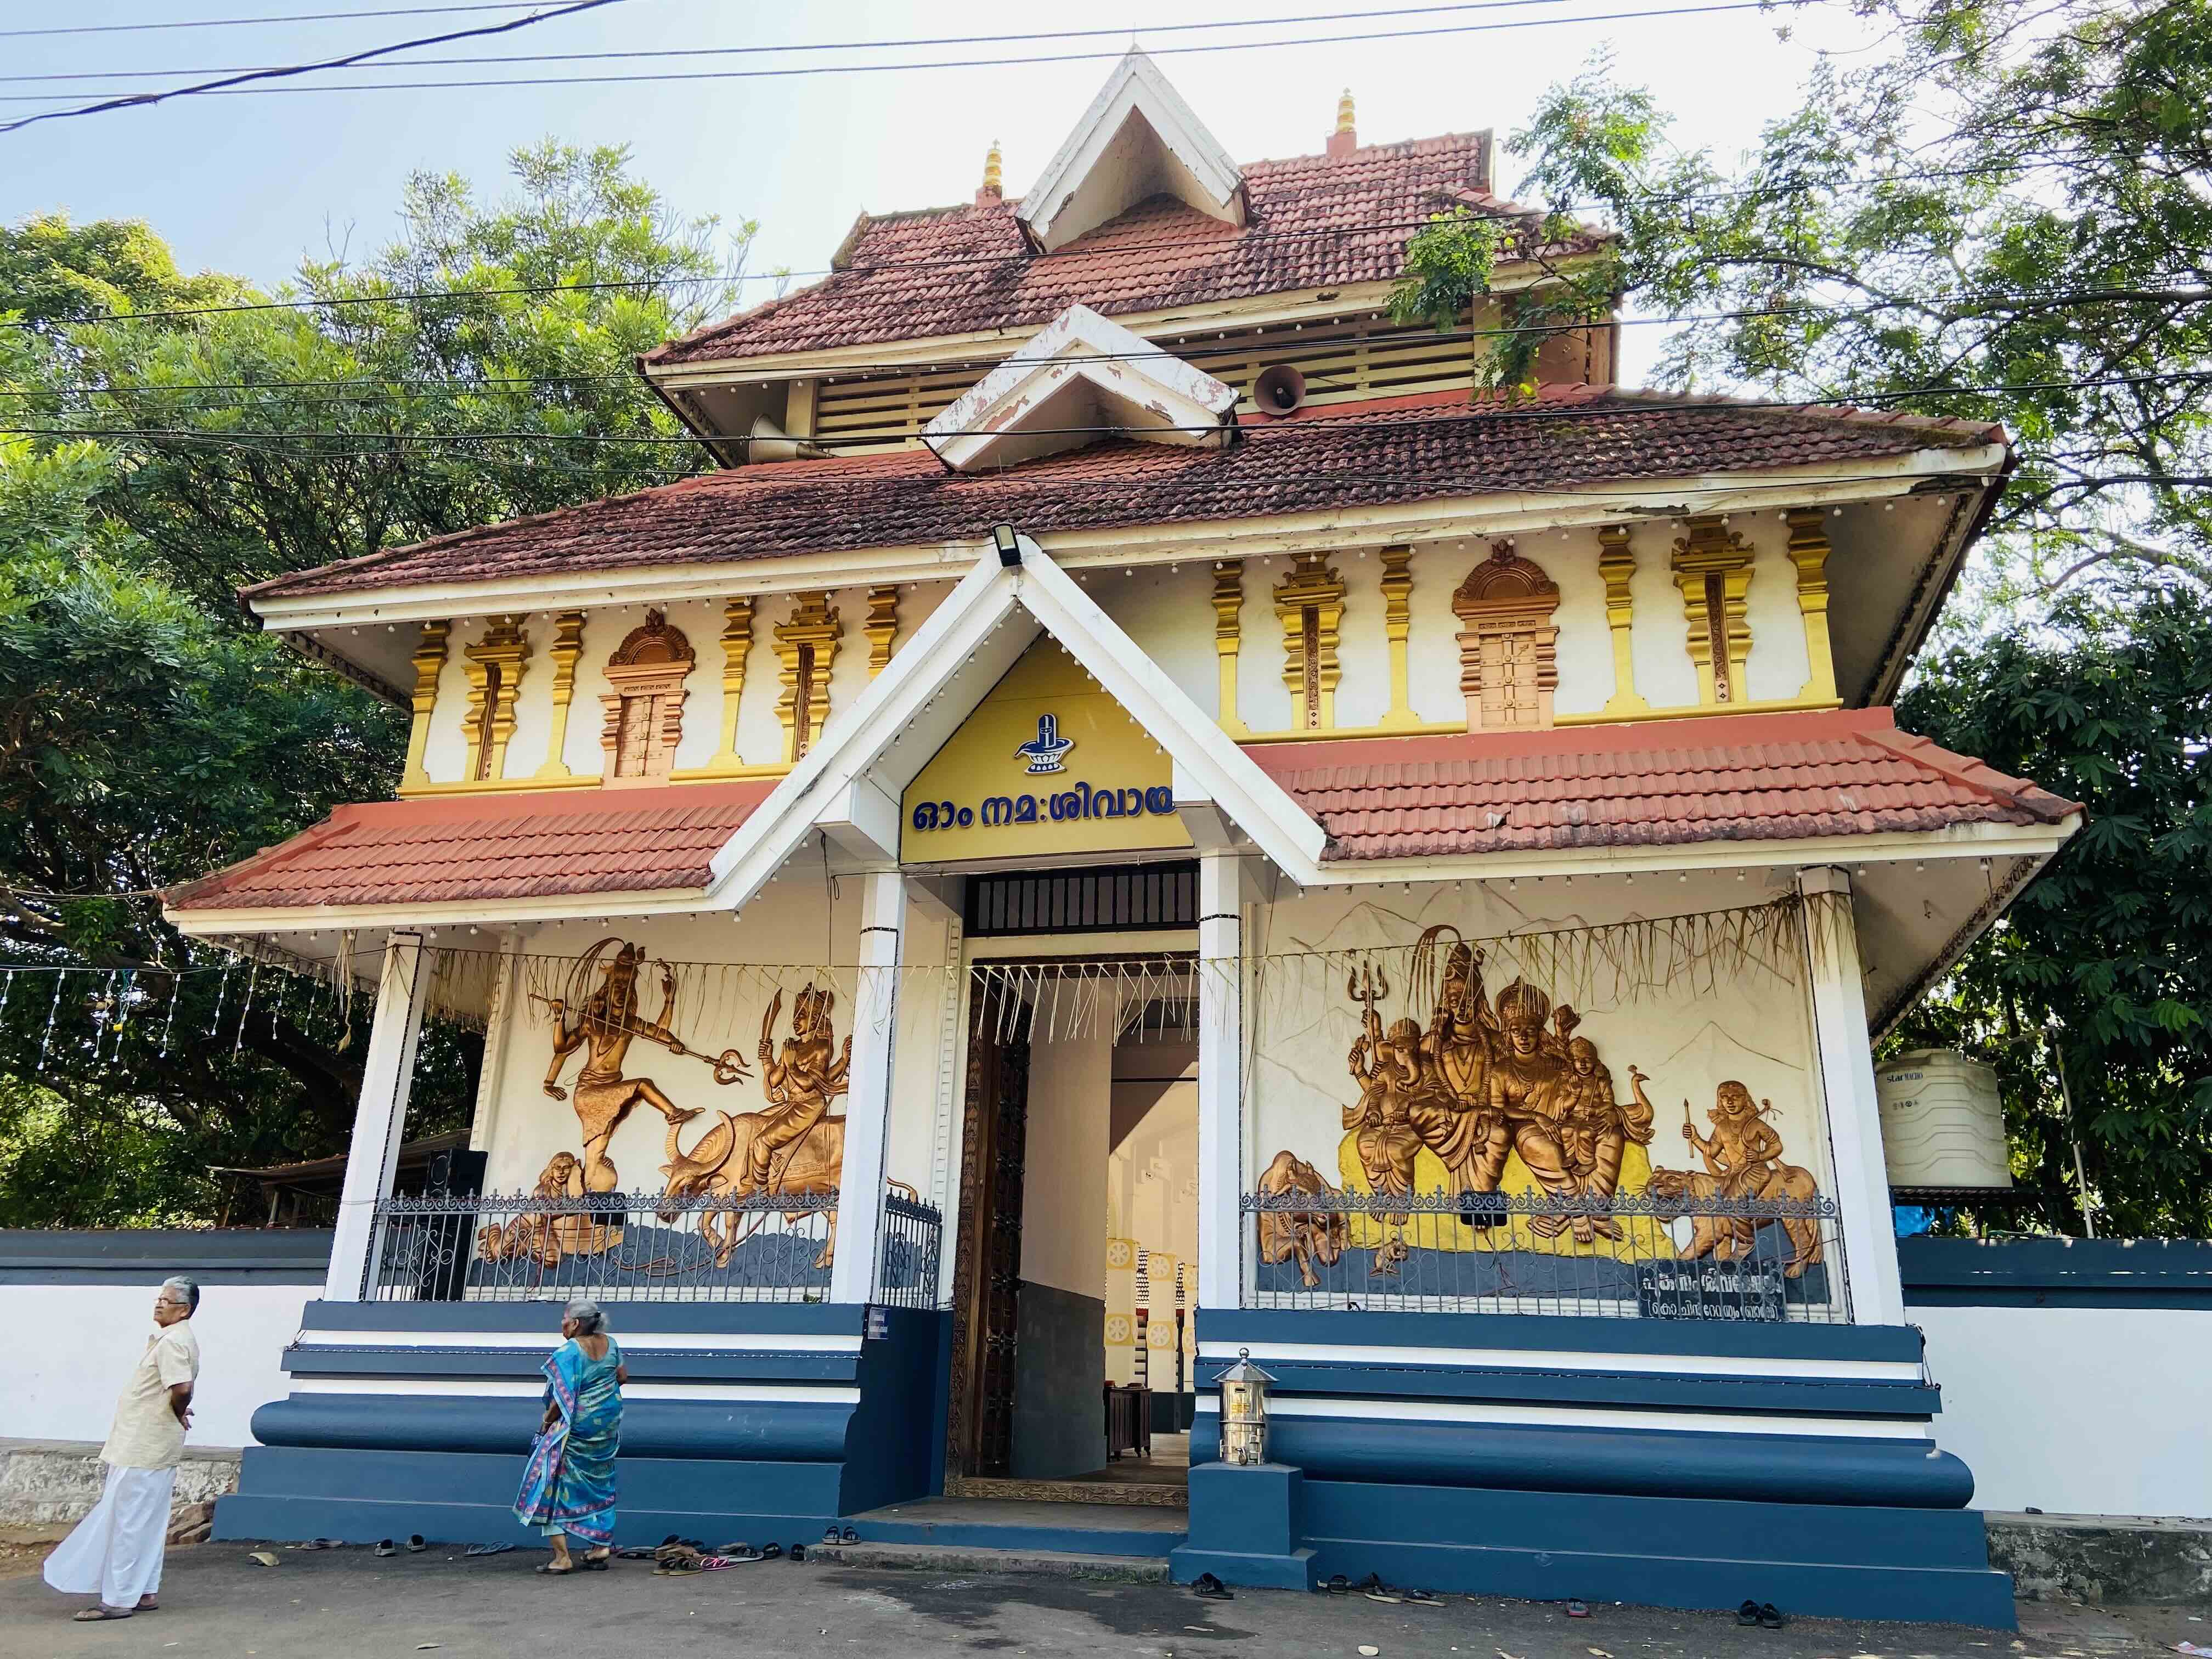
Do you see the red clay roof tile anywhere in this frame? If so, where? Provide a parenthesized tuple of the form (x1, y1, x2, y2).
(645, 135, 1547, 366)
(1244, 707, 2078, 860)
(246, 388, 2005, 602)
(165, 781, 772, 911)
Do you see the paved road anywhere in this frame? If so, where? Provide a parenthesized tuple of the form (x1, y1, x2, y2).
(0, 1543, 2179, 1659)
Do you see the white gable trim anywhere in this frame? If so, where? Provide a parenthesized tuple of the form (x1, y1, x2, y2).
(1018, 50, 1246, 253)
(703, 539, 1327, 909)
(923, 303, 1237, 472)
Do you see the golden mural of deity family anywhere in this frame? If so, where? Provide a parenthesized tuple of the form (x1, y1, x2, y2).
(479, 940, 854, 1271)
(1258, 925, 1826, 1281)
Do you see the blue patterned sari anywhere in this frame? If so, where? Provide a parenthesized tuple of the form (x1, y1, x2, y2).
(513, 1336, 623, 1545)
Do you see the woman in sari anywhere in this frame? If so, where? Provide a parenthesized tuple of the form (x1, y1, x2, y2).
(514, 1299, 625, 1573)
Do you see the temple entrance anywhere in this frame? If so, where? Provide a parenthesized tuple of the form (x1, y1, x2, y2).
(944, 951, 1196, 1504)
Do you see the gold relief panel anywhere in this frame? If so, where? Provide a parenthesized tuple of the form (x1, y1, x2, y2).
(1273, 552, 1346, 731)
(597, 608, 695, 784)
(774, 591, 840, 762)
(1671, 515, 1756, 707)
(460, 615, 530, 783)
(1452, 539, 1561, 731)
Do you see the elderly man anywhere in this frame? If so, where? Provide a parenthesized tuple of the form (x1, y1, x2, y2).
(44, 1276, 202, 1622)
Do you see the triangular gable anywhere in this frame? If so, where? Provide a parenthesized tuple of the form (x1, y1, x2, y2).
(1018, 50, 1246, 253)
(923, 303, 1237, 472)
(704, 543, 1328, 909)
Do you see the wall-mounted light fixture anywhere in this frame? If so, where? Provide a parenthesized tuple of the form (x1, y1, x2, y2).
(991, 524, 1022, 568)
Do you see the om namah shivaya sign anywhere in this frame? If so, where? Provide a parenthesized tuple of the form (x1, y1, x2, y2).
(900, 639, 1192, 864)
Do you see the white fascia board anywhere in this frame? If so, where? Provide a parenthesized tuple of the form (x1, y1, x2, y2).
(1018, 50, 1244, 253)
(924, 303, 1237, 471)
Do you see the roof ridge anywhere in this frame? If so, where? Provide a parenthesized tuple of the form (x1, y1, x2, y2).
(1857, 725, 2079, 821)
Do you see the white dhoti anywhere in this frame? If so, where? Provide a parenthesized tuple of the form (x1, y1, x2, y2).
(43, 1464, 176, 1610)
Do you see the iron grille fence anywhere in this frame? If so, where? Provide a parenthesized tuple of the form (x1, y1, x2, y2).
(365, 1188, 839, 1304)
(1244, 1189, 1849, 1322)
(874, 1192, 946, 1310)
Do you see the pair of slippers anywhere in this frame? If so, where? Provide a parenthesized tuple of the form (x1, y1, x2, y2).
(371, 1535, 428, 1558)
(1737, 1600, 1788, 1629)
(820, 1526, 861, 1547)
(1317, 1573, 1438, 1605)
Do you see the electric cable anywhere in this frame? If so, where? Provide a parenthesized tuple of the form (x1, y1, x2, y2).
(0, 4, 554, 39)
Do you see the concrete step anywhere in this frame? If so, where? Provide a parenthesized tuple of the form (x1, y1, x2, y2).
(819, 1541, 1170, 1582)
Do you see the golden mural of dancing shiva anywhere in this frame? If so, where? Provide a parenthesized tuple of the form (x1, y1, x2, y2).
(539, 941, 748, 1193)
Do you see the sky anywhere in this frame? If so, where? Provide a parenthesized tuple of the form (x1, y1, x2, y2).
(4, 0, 1888, 381)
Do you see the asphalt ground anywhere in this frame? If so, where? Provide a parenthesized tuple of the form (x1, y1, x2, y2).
(0, 1541, 2194, 1659)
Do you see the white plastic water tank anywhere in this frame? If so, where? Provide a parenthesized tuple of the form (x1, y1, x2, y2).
(1877, 1048, 2013, 1189)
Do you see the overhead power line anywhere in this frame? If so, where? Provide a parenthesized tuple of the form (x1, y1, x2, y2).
(0, 4, 553, 39)
(0, 0, 622, 135)
(1, 0, 1812, 113)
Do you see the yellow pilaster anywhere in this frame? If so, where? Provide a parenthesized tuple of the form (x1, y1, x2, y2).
(1670, 517, 1755, 707)
(1378, 544, 1419, 729)
(1211, 560, 1249, 736)
(696, 596, 758, 774)
(532, 611, 586, 778)
(774, 591, 840, 762)
(1274, 552, 1346, 732)
(459, 616, 529, 782)
(1596, 524, 1650, 716)
(399, 620, 450, 791)
(865, 585, 900, 678)
(1784, 507, 1840, 704)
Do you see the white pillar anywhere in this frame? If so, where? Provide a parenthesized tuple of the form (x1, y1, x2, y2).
(830, 871, 906, 1304)
(467, 933, 524, 1154)
(324, 930, 432, 1301)
(1195, 852, 1251, 1311)
(1798, 867, 1906, 1326)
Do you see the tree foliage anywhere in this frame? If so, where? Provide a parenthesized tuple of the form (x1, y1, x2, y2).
(0, 143, 750, 1224)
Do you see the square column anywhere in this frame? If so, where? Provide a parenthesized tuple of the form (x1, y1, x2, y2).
(1798, 867, 1906, 1325)
(1196, 852, 1256, 1312)
(830, 871, 906, 1304)
(324, 930, 432, 1301)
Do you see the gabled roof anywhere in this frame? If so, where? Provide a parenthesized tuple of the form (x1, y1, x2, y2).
(642, 132, 1519, 368)
(1017, 50, 1245, 253)
(244, 387, 2007, 602)
(922, 302, 1237, 471)
(1246, 708, 2079, 860)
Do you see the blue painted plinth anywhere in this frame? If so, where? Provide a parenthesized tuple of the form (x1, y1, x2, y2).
(1171, 1462, 1317, 1592)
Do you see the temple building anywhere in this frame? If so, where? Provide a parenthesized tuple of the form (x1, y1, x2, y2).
(164, 54, 2079, 1623)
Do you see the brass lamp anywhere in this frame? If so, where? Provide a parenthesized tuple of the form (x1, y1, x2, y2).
(1216, 1348, 1276, 1466)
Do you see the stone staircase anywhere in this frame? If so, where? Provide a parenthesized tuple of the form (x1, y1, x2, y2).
(0, 1438, 240, 1544)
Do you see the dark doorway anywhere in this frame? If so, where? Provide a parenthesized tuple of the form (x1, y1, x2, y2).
(946, 990, 1031, 1482)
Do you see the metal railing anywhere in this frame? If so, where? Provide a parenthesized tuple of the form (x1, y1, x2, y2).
(1245, 1188, 1849, 1322)
(874, 1192, 946, 1310)
(365, 1188, 839, 1304)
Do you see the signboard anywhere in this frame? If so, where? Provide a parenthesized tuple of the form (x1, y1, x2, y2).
(900, 639, 1192, 865)
(1636, 1260, 1788, 1322)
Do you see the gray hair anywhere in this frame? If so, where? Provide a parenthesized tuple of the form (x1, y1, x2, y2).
(562, 1299, 606, 1336)
(159, 1276, 200, 1314)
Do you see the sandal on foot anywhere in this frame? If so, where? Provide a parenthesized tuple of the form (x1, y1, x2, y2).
(134, 1596, 157, 1612)
(535, 1561, 577, 1576)
(582, 1551, 612, 1570)
(74, 1607, 134, 1621)
(1192, 1573, 1234, 1601)
(1736, 1600, 1762, 1627)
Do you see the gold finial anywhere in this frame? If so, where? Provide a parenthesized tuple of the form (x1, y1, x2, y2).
(983, 139, 1003, 196)
(1335, 89, 1356, 136)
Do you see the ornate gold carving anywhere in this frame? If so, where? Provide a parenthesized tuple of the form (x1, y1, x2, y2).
(1671, 515, 1755, 706)
(865, 584, 900, 678)
(399, 619, 451, 790)
(774, 591, 840, 761)
(1211, 560, 1249, 735)
(1273, 552, 1345, 731)
(1595, 524, 1650, 715)
(597, 608, 695, 783)
(698, 596, 757, 775)
(1650, 1082, 1826, 1276)
(1784, 507, 1839, 704)
(1378, 544, 1419, 730)
(1452, 539, 1561, 730)
(1256, 1149, 1349, 1289)
(478, 1152, 622, 1265)
(658, 980, 851, 1269)
(460, 615, 530, 782)
(533, 611, 587, 779)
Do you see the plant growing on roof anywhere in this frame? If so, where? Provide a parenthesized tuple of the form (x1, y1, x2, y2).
(1386, 204, 1620, 396)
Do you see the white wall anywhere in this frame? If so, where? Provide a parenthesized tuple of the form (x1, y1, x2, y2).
(6, 1282, 314, 1449)
(1019, 1025, 1113, 1299)
(1915, 1304, 2212, 1517)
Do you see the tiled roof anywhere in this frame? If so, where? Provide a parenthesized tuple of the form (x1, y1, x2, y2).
(247, 388, 2006, 601)
(643, 133, 1583, 366)
(1245, 708, 2079, 860)
(165, 781, 772, 911)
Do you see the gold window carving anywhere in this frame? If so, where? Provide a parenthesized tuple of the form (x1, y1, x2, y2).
(598, 609, 695, 784)
(1272, 554, 1345, 731)
(1452, 540, 1561, 731)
